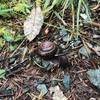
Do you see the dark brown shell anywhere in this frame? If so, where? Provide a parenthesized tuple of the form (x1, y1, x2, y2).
(38, 41, 57, 59)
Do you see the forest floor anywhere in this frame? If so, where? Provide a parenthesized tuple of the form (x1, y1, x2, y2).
(0, 0, 100, 100)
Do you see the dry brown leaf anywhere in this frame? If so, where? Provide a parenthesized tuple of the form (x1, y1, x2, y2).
(24, 6, 44, 41)
(49, 85, 67, 100)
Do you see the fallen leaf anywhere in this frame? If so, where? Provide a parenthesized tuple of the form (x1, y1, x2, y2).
(87, 69, 100, 89)
(24, 6, 44, 41)
(49, 85, 67, 100)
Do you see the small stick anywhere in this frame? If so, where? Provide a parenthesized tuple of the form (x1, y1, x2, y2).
(10, 39, 26, 57)
(6, 58, 29, 77)
(90, 21, 100, 28)
(0, 94, 14, 98)
(92, 4, 100, 11)
(0, 53, 19, 62)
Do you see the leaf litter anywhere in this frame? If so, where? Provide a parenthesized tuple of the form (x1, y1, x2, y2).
(0, 0, 100, 100)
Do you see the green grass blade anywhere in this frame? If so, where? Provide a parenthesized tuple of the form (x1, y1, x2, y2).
(76, 0, 83, 35)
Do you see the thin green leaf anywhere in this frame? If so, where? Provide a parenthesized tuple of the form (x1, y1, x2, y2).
(43, 0, 50, 9)
(0, 69, 6, 79)
(82, 0, 91, 22)
(76, 0, 83, 35)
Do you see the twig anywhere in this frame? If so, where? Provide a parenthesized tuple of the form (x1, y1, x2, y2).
(6, 58, 29, 77)
(43, 22, 72, 32)
(10, 39, 26, 57)
(0, 94, 14, 98)
(0, 53, 19, 62)
(89, 21, 100, 28)
(91, 4, 100, 11)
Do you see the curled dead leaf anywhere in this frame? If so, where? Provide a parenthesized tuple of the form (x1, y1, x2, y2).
(24, 6, 44, 41)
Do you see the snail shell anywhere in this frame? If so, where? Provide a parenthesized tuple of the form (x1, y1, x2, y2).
(38, 41, 57, 59)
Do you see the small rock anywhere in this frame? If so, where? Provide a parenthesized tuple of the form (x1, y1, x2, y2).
(63, 74, 70, 90)
(37, 84, 48, 96)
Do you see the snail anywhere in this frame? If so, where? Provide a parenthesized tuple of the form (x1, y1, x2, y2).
(37, 41, 71, 69)
(37, 41, 57, 59)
